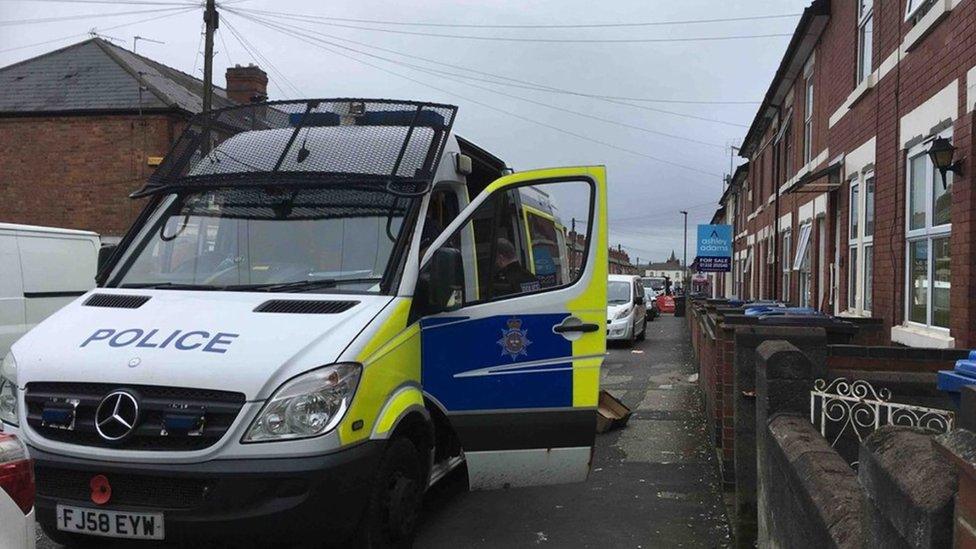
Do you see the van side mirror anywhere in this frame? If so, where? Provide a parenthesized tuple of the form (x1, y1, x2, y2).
(424, 247, 463, 314)
(98, 244, 118, 272)
(634, 295, 644, 306)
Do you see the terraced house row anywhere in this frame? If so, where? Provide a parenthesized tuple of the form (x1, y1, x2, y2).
(711, 0, 976, 349)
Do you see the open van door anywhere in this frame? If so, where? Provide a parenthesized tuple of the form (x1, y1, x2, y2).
(415, 166, 607, 489)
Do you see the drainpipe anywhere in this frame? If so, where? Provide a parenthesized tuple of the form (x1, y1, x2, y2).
(773, 132, 781, 301)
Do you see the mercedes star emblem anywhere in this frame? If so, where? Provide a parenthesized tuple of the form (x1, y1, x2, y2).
(94, 390, 140, 441)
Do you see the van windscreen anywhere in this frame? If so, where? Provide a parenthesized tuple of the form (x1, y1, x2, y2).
(111, 185, 415, 294)
(608, 281, 631, 305)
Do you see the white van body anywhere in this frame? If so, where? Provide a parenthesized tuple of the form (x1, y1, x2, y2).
(0, 223, 99, 358)
(2, 100, 609, 547)
(606, 274, 647, 343)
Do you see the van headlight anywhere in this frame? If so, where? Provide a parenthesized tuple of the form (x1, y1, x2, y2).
(614, 307, 631, 320)
(0, 353, 18, 426)
(243, 363, 362, 443)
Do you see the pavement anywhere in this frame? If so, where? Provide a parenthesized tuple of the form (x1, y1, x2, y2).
(36, 315, 729, 548)
(415, 315, 730, 548)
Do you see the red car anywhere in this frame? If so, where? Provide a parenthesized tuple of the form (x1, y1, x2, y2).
(0, 432, 35, 549)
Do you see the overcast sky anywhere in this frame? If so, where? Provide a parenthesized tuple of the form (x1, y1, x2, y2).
(1, 0, 809, 264)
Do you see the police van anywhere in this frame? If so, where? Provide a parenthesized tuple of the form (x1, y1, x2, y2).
(0, 99, 607, 546)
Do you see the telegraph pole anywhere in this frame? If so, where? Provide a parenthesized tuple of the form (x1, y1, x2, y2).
(680, 210, 688, 292)
(202, 0, 218, 116)
(200, 0, 218, 155)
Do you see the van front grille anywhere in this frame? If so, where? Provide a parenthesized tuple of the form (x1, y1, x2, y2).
(25, 383, 246, 451)
(35, 466, 213, 509)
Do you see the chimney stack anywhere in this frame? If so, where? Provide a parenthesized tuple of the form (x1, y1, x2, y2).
(225, 63, 269, 104)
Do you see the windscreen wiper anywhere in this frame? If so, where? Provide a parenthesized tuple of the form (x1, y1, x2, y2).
(225, 277, 381, 293)
(118, 282, 221, 290)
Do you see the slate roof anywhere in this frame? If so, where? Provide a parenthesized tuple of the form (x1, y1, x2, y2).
(0, 38, 234, 114)
(644, 251, 683, 270)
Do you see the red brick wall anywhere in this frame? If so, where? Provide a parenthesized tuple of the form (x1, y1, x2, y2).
(737, 0, 976, 347)
(0, 113, 183, 236)
(690, 302, 736, 484)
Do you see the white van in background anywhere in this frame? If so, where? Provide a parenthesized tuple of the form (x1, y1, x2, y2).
(0, 223, 99, 358)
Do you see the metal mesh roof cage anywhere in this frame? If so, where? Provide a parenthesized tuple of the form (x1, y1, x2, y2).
(135, 98, 458, 198)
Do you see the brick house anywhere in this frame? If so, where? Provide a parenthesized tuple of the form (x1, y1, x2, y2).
(608, 245, 637, 275)
(0, 38, 268, 238)
(643, 251, 684, 281)
(721, 0, 976, 349)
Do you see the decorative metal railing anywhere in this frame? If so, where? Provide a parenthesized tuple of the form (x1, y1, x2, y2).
(810, 378, 955, 449)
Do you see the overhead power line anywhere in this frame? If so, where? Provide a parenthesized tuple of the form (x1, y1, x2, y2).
(229, 8, 792, 44)
(0, 6, 192, 27)
(227, 9, 731, 148)
(231, 9, 801, 30)
(610, 200, 719, 225)
(233, 8, 762, 107)
(0, 7, 196, 54)
(223, 12, 724, 179)
(227, 9, 749, 129)
(0, 0, 194, 5)
(222, 16, 304, 98)
(190, 20, 205, 77)
(217, 25, 233, 65)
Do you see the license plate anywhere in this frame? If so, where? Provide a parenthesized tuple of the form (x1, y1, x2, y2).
(56, 504, 164, 540)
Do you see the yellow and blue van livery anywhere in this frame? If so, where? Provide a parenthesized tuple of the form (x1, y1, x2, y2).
(1, 99, 607, 547)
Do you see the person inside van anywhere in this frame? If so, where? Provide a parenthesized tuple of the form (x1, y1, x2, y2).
(493, 238, 540, 297)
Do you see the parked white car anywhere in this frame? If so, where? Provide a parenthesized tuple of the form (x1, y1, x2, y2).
(0, 432, 35, 549)
(0, 223, 99, 359)
(607, 274, 647, 344)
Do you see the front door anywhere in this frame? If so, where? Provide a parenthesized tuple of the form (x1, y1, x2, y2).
(416, 167, 607, 489)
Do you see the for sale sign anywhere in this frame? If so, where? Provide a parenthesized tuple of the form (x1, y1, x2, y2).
(696, 224, 732, 272)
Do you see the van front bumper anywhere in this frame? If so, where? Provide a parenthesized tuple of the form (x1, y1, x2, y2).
(606, 317, 633, 340)
(31, 441, 384, 545)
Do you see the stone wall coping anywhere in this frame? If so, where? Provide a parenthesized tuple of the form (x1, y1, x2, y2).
(859, 426, 956, 548)
(828, 344, 967, 362)
(767, 415, 865, 547)
(861, 427, 956, 510)
(721, 314, 859, 334)
(934, 429, 976, 480)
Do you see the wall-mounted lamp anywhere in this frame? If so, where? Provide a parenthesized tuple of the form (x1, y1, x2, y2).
(927, 137, 963, 189)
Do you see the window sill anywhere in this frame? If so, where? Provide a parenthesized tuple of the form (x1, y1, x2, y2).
(849, 73, 876, 107)
(904, 0, 952, 53)
(828, 74, 876, 128)
(891, 323, 955, 349)
(838, 309, 870, 318)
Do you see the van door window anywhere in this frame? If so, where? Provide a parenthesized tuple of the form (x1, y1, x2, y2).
(524, 210, 566, 289)
(420, 180, 590, 306)
(420, 187, 461, 256)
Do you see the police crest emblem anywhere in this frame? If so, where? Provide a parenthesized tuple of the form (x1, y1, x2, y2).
(497, 318, 532, 361)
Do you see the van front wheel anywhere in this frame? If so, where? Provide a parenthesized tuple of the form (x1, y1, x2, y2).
(353, 437, 424, 548)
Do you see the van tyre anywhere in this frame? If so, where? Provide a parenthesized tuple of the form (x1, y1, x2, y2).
(353, 437, 424, 548)
(637, 318, 647, 341)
